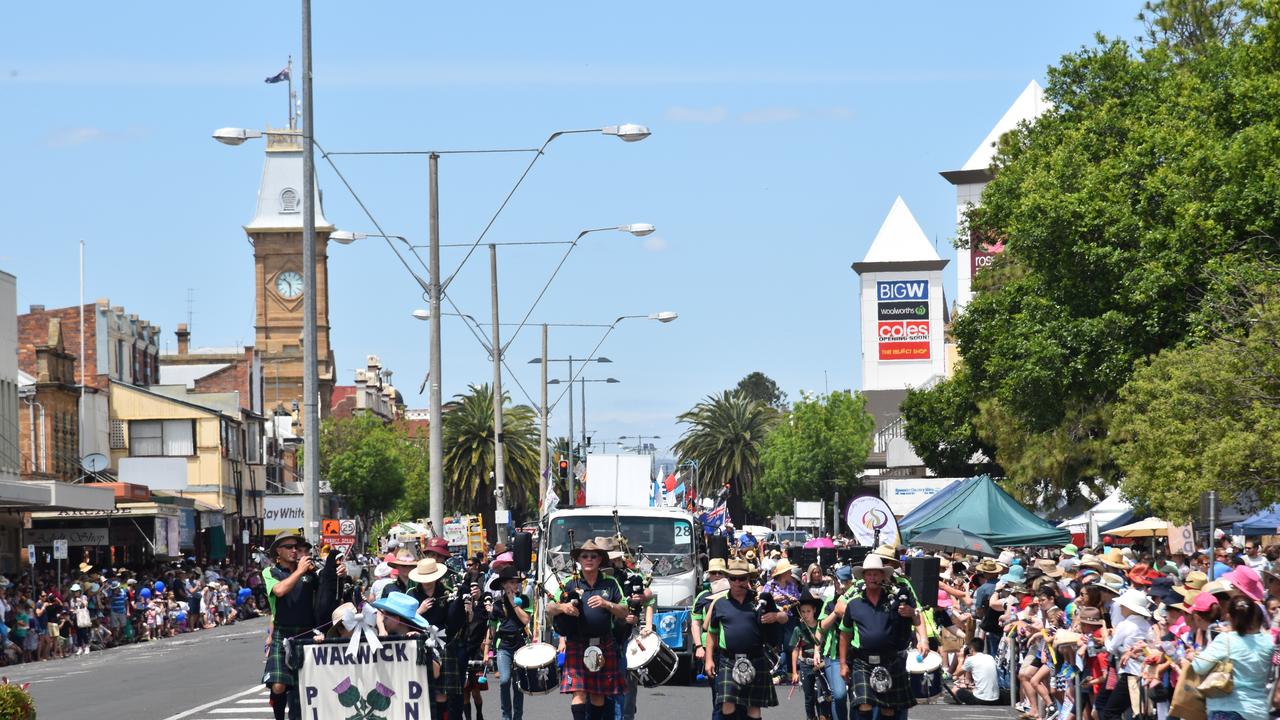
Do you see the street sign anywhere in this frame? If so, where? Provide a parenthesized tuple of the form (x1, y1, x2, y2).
(323, 534, 356, 556)
(26, 544, 34, 564)
(322, 519, 341, 536)
(1167, 523, 1195, 556)
(339, 519, 356, 536)
(52, 538, 68, 560)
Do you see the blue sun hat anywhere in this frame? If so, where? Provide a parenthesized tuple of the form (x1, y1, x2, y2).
(1000, 564, 1026, 585)
(372, 592, 429, 630)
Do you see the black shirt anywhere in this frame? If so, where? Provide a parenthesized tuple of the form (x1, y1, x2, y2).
(266, 564, 319, 628)
(560, 573, 622, 639)
(840, 586, 914, 654)
(490, 593, 531, 647)
(707, 593, 767, 654)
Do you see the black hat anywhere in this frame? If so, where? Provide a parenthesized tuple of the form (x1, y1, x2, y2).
(797, 594, 823, 610)
(486, 564, 523, 592)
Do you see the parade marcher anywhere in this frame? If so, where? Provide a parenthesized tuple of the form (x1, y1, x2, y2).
(599, 536, 653, 720)
(692, 558, 730, 720)
(546, 538, 631, 720)
(487, 565, 530, 720)
(791, 595, 826, 720)
(382, 548, 421, 599)
(837, 554, 929, 720)
(817, 565, 854, 720)
(704, 558, 789, 720)
(406, 556, 468, 720)
(261, 531, 345, 720)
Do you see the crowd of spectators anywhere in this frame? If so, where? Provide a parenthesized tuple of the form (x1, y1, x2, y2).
(0, 558, 267, 665)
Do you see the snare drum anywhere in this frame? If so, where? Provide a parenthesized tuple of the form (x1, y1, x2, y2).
(625, 635, 679, 688)
(513, 642, 560, 695)
(906, 650, 943, 699)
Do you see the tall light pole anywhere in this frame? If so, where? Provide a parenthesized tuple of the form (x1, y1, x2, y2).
(548, 378, 620, 461)
(620, 435, 662, 454)
(535, 356, 612, 506)
(488, 244, 509, 544)
(323, 126, 649, 535)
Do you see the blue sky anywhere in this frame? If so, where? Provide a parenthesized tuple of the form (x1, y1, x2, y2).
(1, 2, 1144, 456)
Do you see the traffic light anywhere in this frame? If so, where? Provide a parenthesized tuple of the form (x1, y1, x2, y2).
(558, 459, 569, 480)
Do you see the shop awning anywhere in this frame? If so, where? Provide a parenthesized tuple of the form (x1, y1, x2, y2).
(0, 479, 115, 511)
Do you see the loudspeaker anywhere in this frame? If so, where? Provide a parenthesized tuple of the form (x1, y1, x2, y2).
(512, 532, 533, 573)
(837, 546, 870, 567)
(817, 547, 836, 568)
(787, 546, 816, 568)
(709, 535, 729, 560)
(906, 556, 940, 607)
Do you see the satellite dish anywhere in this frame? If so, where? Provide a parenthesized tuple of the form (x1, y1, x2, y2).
(81, 453, 108, 473)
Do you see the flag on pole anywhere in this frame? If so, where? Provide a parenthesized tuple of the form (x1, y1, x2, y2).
(265, 67, 291, 84)
(700, 503, 727, 533)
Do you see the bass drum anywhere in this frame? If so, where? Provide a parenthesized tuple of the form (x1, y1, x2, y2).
(906, 650, 943, 699)
(625, 635, 678, 688)
(513, 642, 560, 695)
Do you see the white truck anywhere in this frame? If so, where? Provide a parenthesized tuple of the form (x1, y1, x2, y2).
(536, 503, 705, 683)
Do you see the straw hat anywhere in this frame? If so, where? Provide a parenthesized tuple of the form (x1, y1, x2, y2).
(724, 559, 757, 578)
(1078, 554, 1103, 572)
(570, 538, 608, 560)
(854, 554, 894, 579)
(594, 536, 625, 561)
(1051, 630, 1082, 647)
(1099, 548, 1128, 570)
(1034, 559, 1063, 578)
(872, 544, 901, 567)
(1096, 572, 1127, 595)
(1173, 571, 1207, 600)
(408, 557, 449, 584)
(974, 558, 1006, 575)
(707, 558, 728, 574)
(388, 548, 420, 567)
(770, 559, 797, 578)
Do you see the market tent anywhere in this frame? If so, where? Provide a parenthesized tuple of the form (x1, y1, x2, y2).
(1233, 504, 1280, 535)
(1057, 490, 1131, 530)
(896, 476, 972, 528)
(899, 475, 1071, 547)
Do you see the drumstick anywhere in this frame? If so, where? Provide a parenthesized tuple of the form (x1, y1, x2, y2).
(788, 683, 798, 700)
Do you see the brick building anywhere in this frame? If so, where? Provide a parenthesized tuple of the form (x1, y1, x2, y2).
(18, 299, 161, 392)
(16, 317, 82, 481)
(330, 355, 404, 421)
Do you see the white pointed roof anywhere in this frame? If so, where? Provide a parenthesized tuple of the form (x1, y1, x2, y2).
(961, 80, 1049, 171)
(245, 128, 333, 232)
(860, 196, 940, 264)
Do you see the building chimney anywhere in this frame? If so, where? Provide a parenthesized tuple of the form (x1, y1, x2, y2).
(175, 323, 190, 355)
(28, 304, 45, 313)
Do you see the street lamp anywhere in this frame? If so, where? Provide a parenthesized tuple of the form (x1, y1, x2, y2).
(619, 435, 662, 454)
(323, 125, 650, 537)
(211, 127, 265, 146)
(548, 378, 620, 459)
(530, 356, 611, 506)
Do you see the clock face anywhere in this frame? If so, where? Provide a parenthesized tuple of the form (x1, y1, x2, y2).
(275, 271, 303, 299)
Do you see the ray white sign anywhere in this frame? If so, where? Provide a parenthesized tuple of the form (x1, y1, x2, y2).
(264, 494, 306, 531)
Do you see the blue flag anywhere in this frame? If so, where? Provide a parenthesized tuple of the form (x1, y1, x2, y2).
(265, 67, 290, 84)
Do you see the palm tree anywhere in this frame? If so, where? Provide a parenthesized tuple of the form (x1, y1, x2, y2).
(442, 383, 543, 540)
(672, 390, 780, 525)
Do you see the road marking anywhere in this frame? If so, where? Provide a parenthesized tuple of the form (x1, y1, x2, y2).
(209, 709, 272, 714)
(158, 685, 262, 720)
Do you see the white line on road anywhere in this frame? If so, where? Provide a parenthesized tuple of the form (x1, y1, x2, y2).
(159, 685, 262, 720)
(208, 708, 272, 714)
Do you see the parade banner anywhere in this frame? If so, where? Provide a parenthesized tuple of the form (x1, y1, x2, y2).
(300, 638, 433, 720)
(845, 496, 900, 547)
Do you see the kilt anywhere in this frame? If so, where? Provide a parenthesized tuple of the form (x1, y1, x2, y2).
(262, 625, 309, 686)
(847, 654, 914, 710)
(560, 636, 626, 697)
(713, 653, 778, 709)
(432, 640, 464, 696)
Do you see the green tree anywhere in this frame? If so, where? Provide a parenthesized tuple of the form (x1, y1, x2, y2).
(899, 368, 999, 478)
(749, 391, 874, 519)
(1112, 278, 1280, 520)
(734, 372, 788, 410)
(916, 1, 1280, 505)
(319, 413, 408, 525)
(673, 391, 780, 525)
(441, 384, 542, 539)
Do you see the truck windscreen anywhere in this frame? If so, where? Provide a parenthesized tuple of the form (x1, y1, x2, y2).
(547, 515, 694, 577)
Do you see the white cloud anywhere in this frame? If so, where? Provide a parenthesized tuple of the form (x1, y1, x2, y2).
(664, 106, 728, 124)
(45, 125, 149, 148)
(817, 106, 856, 121)
(739, 106, 803, 124)
(642, 236, 668, 252)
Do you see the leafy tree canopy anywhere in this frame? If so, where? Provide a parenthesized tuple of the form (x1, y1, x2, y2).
(749, 391, 875, 518)
(673, 390, 779, 525)
(909, 0, 1280, 505)
(320, 413, 408, 518)
(735, 372, 789, 411)
(899, 368, 1000, 479)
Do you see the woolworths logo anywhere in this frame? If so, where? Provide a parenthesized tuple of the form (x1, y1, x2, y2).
(877, 301, 929, 321)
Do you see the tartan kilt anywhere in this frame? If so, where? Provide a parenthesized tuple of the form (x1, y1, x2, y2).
(433, 641, 464, 695)
(262, 625, 309, 687)
(847, 655, 915, 710)
(713, 654, 778, 709)
(560, 636, 626, 696)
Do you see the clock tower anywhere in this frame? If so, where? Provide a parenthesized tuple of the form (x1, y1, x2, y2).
(244, 127, 336, 421)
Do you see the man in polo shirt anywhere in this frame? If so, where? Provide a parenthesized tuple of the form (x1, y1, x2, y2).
(705, 559, 788, 719)
(818, 565, 855, 720)
(692, 558, 729, 720)
(838, 555, 929, 720)
(547, 538, 629, 720)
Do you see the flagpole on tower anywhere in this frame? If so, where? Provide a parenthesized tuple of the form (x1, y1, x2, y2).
(287, 55, 295, 130)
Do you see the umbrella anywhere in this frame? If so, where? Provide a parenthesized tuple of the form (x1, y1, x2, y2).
(803, 537, 835, 549)
(1106, 517, 1168, 538)
(909, 527, 996, 558)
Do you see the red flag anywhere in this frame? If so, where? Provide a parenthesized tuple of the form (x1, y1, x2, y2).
(663, 473, 678, 492)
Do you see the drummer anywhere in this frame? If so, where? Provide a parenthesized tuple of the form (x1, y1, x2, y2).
(692, 558, 730, 720)
(600, 537, 653, 720)
(545, 538, 630, 720)
(704, 559, 789, 720)
(791, 595, 825, 720)
(486, 565, 530, 720)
